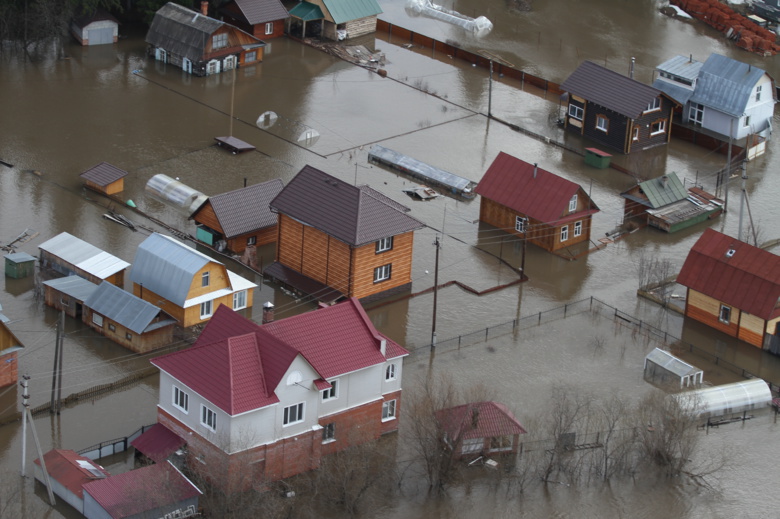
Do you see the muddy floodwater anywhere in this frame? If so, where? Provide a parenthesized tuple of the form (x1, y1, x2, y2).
(1, 0, 780, 516)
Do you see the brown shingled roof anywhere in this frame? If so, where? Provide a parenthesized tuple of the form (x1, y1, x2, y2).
(192, 179, 283, 238)
(232, 0, 289, 24)
(79, 162, 127, 186)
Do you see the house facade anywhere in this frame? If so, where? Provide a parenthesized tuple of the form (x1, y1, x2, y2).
(264, 165, 424, 303)
(70, 9, 118, 46)
(129, 233, 257, 327)
(148, 299, 408, 493)
(475, 152, 599, 254)
(436, 401, 527, 459)
(146, 2, 265, 76)
(561, 61, 676, 154)
(38, 232, 130, 287)
(219, 0, 289, 39)
(677, 228, 780, 352)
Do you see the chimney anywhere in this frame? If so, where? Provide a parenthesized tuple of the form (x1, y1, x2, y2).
(661, 175, 668, 187)
(629, 57, 635, 79)
(262, 301, 274, 324)
(379, 338, 386, 356)
(533, 163, 538, 179)
(201, 1, 209, 16)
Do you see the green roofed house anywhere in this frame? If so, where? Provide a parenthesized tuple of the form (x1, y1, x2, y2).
(288, 0, 381, 41)
(620, 172, 723, 233)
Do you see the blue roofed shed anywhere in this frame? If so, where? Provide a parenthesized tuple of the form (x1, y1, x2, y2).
(295, 0, 381, 40)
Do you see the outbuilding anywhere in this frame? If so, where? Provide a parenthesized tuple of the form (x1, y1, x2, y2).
(38, 232, 130, 287)
(33, 449, 110, 515)
(80, 162, 128, 196)
(643, 348, 703, 388)
(4, 252, 36, 279)
(674, 379, 772, 418)
(71, 9, 119, 46)
(42, 276, 99, 319)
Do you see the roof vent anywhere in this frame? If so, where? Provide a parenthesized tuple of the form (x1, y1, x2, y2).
(533, 163, 538, 179)
(726, 248, 736, 258)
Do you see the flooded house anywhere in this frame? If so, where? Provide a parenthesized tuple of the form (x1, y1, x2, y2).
(287, 0, 382, 40)
(436, 401, 527, 460)
(561, 61, 676, 154)
(0, 319, 24, 388)
(145, 2, 265, 76)
(42, 276, 99, 319)
(129, 233, 257, 328)
(33, 449, 110, 515)
(219, 0, 290, 39)
(475, 152, 599, 255)
(38, 232, 130, 287)
(70, 9, 119, 46)
(145, 299, 408, 492)
(264, 165, 424, 303)
(676, 228, 780, 351)
(190, 178, 284, 254)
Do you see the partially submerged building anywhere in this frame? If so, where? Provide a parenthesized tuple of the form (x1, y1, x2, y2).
(0, 320, 24, 388)
(643, 348, 703, 388)
(42, 276, 99, 319)
(79, 162, 128, 196)
(71, 9, 119, 46)
(219, 0, 290, 39)
(288, 0, 382, 41)
(674, 379, 771, 418)
(38, 232, 130, 287)
(33, 450, 110, 514)
(436, 401, 527, 459)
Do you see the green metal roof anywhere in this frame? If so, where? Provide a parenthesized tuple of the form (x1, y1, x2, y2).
(289, 1, 324, 21)
(638, 172, 687, 209)
(322, 0, 382, 24)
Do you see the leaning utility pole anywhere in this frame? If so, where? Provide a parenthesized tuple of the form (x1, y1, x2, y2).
(22, 375, 56, 505)
(20, 374, 29, 476)
(431, 235, 440, 350)
(737, 162, 748, 242)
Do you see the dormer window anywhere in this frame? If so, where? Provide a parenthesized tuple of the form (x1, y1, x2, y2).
(726, 248, 736, 258)
(644, 97, 661, 113)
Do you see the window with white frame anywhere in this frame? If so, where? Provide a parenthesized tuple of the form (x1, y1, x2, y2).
(689, 103, 704, 124)
(374, 264, 392, 283)
(650, 120, 666, 136)
(744, 115, 751, 128)
(247, 236, 257, 246)
(644, 97, 660, 112)
(322, 422, 335, 442)
(633, 127, 639, 141)
(173, 386, 189, 413)
(201, 405, 217, 431)
(719, 305, 731, 324)
(200, 300, 213, 319)
(207, 60, 219, 75)
(322, 380, 338, 401)
(92, 313, 103, 327)
(515, 216, 527, 233)
(233, 290, 247, 310)
(376, 237, 393, 253)
(212, 32, 228, 49)
(568, 194, 577, 212)
(224, 55, 236, 71)
(265, 22, 274, 35)
(596, 115, 608, 133)
(756, 84, 762, 102)
(560, 225, 569, 242)
(568, 104, 583, 120)
(202, 271, 210, 287)
(385, 363, 396, 381)
(574, 221, 582, 237)
(382, 399, 397, 421)
(284, 402, 305, 426)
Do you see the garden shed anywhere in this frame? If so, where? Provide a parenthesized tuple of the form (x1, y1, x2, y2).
(674, 379, 772, 417)
(644, 348, 703, 388)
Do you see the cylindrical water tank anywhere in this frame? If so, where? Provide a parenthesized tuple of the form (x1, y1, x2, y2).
(145, 174, 208, 214)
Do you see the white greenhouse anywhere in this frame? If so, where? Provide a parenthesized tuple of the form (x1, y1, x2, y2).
(674, 379, 772, 418)
(644, 348, 703, 388)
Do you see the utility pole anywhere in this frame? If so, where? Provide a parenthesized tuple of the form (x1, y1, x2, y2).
(488, 59, 493, 118)
(738, 161, 747, 242)
(50, 312, 62, 413)
(431, 236, 440, 350)
(724, 119, 733, 210)
(22, 376, 56, 505)
(21, 374, 29, 476)
(55, 311, 64, 415)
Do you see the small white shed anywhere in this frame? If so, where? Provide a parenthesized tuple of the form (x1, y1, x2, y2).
(71, 10, 119, 46)
(674, 379, 772, 418)
(644, 348, 703, 388)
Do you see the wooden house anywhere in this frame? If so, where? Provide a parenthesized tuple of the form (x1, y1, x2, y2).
(620, 172, 723, 233)
(70, 9, 118, 46)
(146, 299, 408, 492)
(190, 179, 284, 254)
(79, 162, 128, 196)
(42, 276, 99, 320)
(475, 152, 600, 254)
(436, 401, 527, 459)
(677, 228, 780, 352)
(264, 165, 424, 303)
(83, 282, 177, 354)
(288, 0, 382, 41)
(38, 232, 130, 287)
(0, 320, 24, 388)
(145, 2, 265, 77)
(129, 233, 257, 328)
(561, 61, 676, 154)
(219, 0, 289, 39)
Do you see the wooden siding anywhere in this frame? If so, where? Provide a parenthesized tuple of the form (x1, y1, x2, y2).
(133, 285, 185, 324)
(685, 289, 740, 338)
(351, 232, 414, 300)
(277, 214, 304, 270)
(192, 202, 223, 234)
(226, 226, 277, 254)
(44, 285, 86, 319)
(327, 238, 352, 295)
(0, 351, 17, 388)
(203, 26, 259, 59)
(581, 104, 628, 152)
(187, 263, 230, 300)
(301, 225, 330, 282)
(132, 284, 248, 328)
(84, 178, 123, 195)
(82, 308, 174, 354)
(252, 20, 285, 39)
(737, 312, 766, 348)
(629, 98, 674, 152)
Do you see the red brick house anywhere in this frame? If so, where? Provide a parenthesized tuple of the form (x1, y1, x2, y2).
(677, 228, 780, 352)
(436, 401, 527, 459)
(147, 298, 408, 493)
(219, 0, 289, 39)
(475, 152, 600, 254)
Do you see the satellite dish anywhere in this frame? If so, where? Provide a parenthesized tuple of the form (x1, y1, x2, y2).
(256, 111, 278, 130)
(297, 128, 320, 147)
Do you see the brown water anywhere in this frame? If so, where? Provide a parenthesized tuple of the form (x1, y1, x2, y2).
(1, 0, 780, 516)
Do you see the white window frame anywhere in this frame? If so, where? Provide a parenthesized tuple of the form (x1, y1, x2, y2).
(200, 300, 213, 319)
(233, 290, 247, 310)
(385, 363, 396, 381)
(756, 84, 762, 102)
(596, 115, 608, 133)
(212, 32, 228, 50)
(574, 221, 582, 238)
(283, 402, 305, 426)
(224, 55, 236, 71)
(650, 120, 666, 136)
(689, 103, 704, 124)
(515, 216, 527, 233)
(322, 422, 335, 443)
(265, 22, 274, 35)
(633, 127, 639, 141)
(644, 97, 661, 113)
(376, 237, 393, 253)
(202, 271, 210, 287)
(744, 115, 751, 128)
(719, 304, 731, 324)
(374, 264, 391, 283)
(322, 380, 338, 401)
(247, 236, 257, 246)
(560, 225, 569, 242)
(173, 386, 189, 413)
(206, 60, 220, 75)
(201, 405, 217, 431)
(382, 399, 397, 421)
(568, 194, 577, 213)
(568, 104, 583, 120)
(92, 313, 103, 327)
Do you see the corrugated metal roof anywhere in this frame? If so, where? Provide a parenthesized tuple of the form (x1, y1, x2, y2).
(656, 54, 702, 82)
(79, 162, 128, 187)
(83, 462, 201, 517)
(322, 0, 382, 24)
(234, 0, 289, 24)
(130, 233, 215, 306)
(195, 179, 283, 239)
(652, 79, 696, 106)
(83, 281, 163, 334)
(561, 61, 667, 118)
(146, 2, 227, 62)
(39, 232, 130, 279)
(436, 401, 527, 441)
(637, 172, 688, 208)
(42, 276, 99, 301)
(289, 1, 325, 21)
(677, 228, 780, 320)
(689, 53, 768, 117)
(130, 424, 186, 463)
(475, 152, 599, 223)
(34, 450, 110, 500)
(270, 165, 424, 247)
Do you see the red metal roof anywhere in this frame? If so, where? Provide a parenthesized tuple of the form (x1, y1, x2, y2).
(33, 449, 110, 499)
(475, 152, 599, 223)
(152, 298, 408, 416)
(677, 228, 780, 320)
(436, 401, 527, 440)
(82, 462, 201, 518)
(130, 424, 185, 463)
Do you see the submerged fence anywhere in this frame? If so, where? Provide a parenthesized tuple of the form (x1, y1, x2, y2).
(78, 423, 156, 460)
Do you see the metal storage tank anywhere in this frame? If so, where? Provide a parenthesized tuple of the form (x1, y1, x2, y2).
(145, 174, 207, 214)
(674, 379, 772, 417)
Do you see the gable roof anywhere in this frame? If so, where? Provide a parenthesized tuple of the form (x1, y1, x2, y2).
(621, 172, 688, 209)
(475, 152, 599, 224)
(34, 450, 109, 499)
(677, 228, 780, 320)
(83, 281, 169, 334)
(322, 0, 382, 24)
(130, 423, 186, 463)
(39, 232, 130, 279)
(79, 162, 127, 187)
(561, 61, 668, 118)
(270, 165, 424, 247)
(42, 276, 99, 302)
(231, 0, 289, 24)
(0, 320, 25, 355)
(689, 53, 772, 117)
(289, 1, 325, 21)
(192, 179, 283, 239)
(152, 298, 408, 416)
(436, 401, 527, 441)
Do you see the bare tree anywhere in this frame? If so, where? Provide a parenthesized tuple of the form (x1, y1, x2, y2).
(536, 384, 591, 484)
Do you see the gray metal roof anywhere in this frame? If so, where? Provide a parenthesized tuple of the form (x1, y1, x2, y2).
(79, 162, 128, 187)
(129, 233, 217, 306)
(652, 79, 695, 107)
(270, 165, 424, 247)
(233, 0, 289, 24)
(84, 281, 164, 335)
(145, 2, 226, 62)
(368, 145, 476, 195)
(637, 172, 688, 208)
(561, 61, 667, 118)
(196, 179, 284, 239)
(689, 53, 769, 117)
(42, 276, 99, 301)
(322, 0, 382, 24)
(38, 232, 130, 279)
(656, 55, 702, 83)
(4, 252, 36, 263)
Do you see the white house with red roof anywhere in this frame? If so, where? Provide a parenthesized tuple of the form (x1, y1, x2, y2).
(147, 297, 408, 492)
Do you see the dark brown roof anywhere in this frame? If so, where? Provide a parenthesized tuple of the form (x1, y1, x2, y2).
(270, 165, 424, 246)
(561, 61, 666, 119)
(194, 179, 283, 238)
(79, 162, 128, 186)
(232, 0, 289, 24)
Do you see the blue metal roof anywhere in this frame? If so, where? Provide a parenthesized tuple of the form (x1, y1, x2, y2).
(689, 53, 767, 117)
(84, 282, 163, 334)
(322, 0, 381, 24)
(129, 233, 217, 306)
